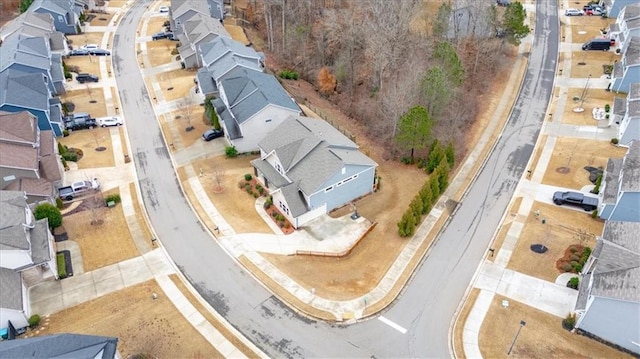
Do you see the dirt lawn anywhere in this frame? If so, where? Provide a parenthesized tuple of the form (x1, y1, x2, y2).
(156, 69, 198, 101)
(542, 138, 627, 189)
(59, 127, 115, 169)
(569, 50, 619, 78)
(479, 294, 634, 359)
(171, 105, 209, 148)
(63, 56, 102, 83)
(561, 88, 617, 126)
(30, 279, 221, 358)
(62, 190, 139, 272)
(146, 39, 176, 67)
(61, 88, 108, 118)
(506, 201, 603, 282)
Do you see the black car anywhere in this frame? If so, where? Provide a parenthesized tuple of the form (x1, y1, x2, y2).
(202, 128, 224, 141)
(65, 117, 97, 131)
(553, 191, 599, 211)
(152, 31, 169, 40)
(89, 49, 111, 56)
(69, 48, 90, 56)
(76, 73, 99, 83)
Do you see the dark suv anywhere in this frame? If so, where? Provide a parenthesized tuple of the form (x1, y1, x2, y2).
(202, 128, 224, 141)
(65, 113, 97, 131)
(76, 73, 99, 83)
(553, 191, 599, 211)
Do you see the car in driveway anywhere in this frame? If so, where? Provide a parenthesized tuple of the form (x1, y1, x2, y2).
(565, 8, 585, 16)
(159, 6, 169, 13)
(64, 113, 97, 131)
(97, 116, 123, 127)
(88, 48, 111, 56)
(76, 73, 99, 83)
(152, 31, 170, 40)
(553, 191, 598, 211)
(82, 44, 100, 50)
(202, 128, 224, 141)
(69, 48, 90, 56)
(585, 8, 604, 16)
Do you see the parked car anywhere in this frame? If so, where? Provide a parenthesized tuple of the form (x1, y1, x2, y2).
(76, 73, 99, 83)
(69, 48, 90, 56)
(565, 8, 585, 16)
(82, 44, 100, 50)
(585, 8, 604, 16)
(97, 116, 123, 127)
(152, 31, 169, 40)
(88, 48, 111, 56)
(553, 191, 599, 211)
(496, 0, 511, 6)
(64, 112, 96, 131)
(58, 178, 100, 201)
(202, 128, 224, 141)
(583, 4, 603, 12)
(159, 6, 169, 13)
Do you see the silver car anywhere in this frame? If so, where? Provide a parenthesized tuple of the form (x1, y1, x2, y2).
(565, 8, 585, 16)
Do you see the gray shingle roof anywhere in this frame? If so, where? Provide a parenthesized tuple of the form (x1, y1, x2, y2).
(0, 33, 51, 73)
(30, 218, 51, 264)
(624, 36, 640, 66)
(31, 0, 70, 16)
(196, 68, 216, 95)
(0, 70, 50, 110)
(252, 158, 290, 188)
(220, 69, 299, 123)
(621, 140, 639, 191)
(0, 333, 119, 358)
(629, 98, 640, 117)
(212, 97, 240, 139)
(280, 182, 308, 217)
(630, 83, 640, 100)
(0, 267, 23, 311)
(171, 0, 211, 21)
(613, 96, 627, 116)
(0, 11, 55, 42)
(0, 191, 30, 251)
(200, 36, 263, 69)
(622, 3, 640, 20)
(257, 115, 377, 195)
(603, 158, 623, 204)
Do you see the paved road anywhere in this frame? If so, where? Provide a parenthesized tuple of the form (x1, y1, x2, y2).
(112, 1, 557, 357)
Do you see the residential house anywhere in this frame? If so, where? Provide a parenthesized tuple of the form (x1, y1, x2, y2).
(252, 115, 378, 228)
(0, 333, 118, 358)
(600, 0, 640, 17)
(207, 0, 225, 20)
(0, 70, 65, 137)
(0, 190, 58, 329)
(608, 2, 640, 53)
(30, 0, 82, 35)
(610, 36, 640, 93)
(574, 221, 640, 355)
(177, 13, 230, 69)
(0, 32, 66, 95)
(0, 11, 69, 54)
(196, 36, 264, 96)
(0, 111, 64, 202)
(170, 0, 212, 34)
(615, 83, 640, 146)
(214, 69, 301, 153)
(598, 140, 640, 221)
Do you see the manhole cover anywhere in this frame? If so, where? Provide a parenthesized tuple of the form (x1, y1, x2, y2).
(95, 146, 107, 152)
(531, 244, 548, 253)
(556, 167, 570, 174)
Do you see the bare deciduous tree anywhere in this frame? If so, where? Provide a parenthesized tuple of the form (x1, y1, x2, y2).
(87, 192, 105, 226)
(177, 97, 195, 132)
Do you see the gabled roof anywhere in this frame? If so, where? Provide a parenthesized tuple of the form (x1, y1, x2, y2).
(621, 2, 640, 21)
(624, 36, 640, 66)
(255, 115, 377, 195)
(0, 110, 38, 143)
(603, 157, 623, 204)
(0, 191, 30, 251)
(4, 178, 54, 197)
(207, 52, 262, 82)
(208, 0, 224, 19)
(621, 140, 640, 191)
(220, 69, 299, 123)
(629, 82, 640, 100)
(0, 267, 22, 311)
(0, 11, 55, 42)
(0, 70, 50, 110)
(0, 333, 119, 359)
(171, 0, 210, 21)
(181, 13, 229, 45)
(0, 33, 51, 73)
(31, 0, 72, 16)
(200, 36, 263, 69)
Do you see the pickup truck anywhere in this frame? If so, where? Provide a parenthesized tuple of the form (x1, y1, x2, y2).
(553, 191, 598, 211)
(58, 178, 100, 201)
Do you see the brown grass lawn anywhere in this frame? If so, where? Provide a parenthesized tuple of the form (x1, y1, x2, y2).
(569, 17, 612, 44)
(146, 39, 176, 67)
(63, 56, 101, 78)
(561, 88, 617, 126)
(67, 33, 106, 50)
(157, 69, 198, 101)
(31, 280, 221, 358)
(187, 155, 273, 234)
(479, 294, 633, 359)
(59, 127, 115, 169)
(453, 288, 480, 359)
(173, 105, 209, 147)
(225, 23, 251, 45)
(542, 138, 627, 189)
(507, 201, 603, 282)
(570, 50, 619, 78)
(63, 188, 139, 271)
(147, 15, 168, 33)
(87, 11, 115, 26)
(61, 88, 107, 118)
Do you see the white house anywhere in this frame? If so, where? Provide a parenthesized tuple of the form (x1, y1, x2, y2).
(615, 83, 640, 146)
(574, 221, 640, 355)
(598, 140, 640, 222)
(608, 2, 640, 53)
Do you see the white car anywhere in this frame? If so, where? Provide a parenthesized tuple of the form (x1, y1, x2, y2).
(159, 6, 169, 13)
(565, 8, 585, 16)
(82, 44, 100, 50)
(97, 116, 123, 127)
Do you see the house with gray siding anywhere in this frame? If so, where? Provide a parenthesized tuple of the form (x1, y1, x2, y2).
(0, 190, 58, 329)
(30, 0, 81, 35)
(252, 115, 378, 228)
(0, 11, 68, 54)
(615, 83, 640, 146)
(598, 140, 640, 221)
(609, 36, 640, 94)
(574, 221, 640, 355)
(196, 37, 264, 96)
(600, 0, 640, 17)
(214, 69, 300, 153)
(608, 3, 640, 53)
(0, 69, 64, 137)
(177, 13, 230, 69)
(170, 0, 212, 35)
(0, 333, 118, 357)
(0, 111, 64, 201)
(207, 0, 225, 19)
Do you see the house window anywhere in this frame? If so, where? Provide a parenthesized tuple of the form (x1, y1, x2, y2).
(275, 163, 282, 174)
(58, 15, 64, 23)
(265, 118, 272, 123)
(325, 186, 333, 192)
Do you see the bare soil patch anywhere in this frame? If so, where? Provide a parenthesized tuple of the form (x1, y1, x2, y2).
(562, 88, 616, 126)
(146, 39, 176, 67)
(31, 279, 221, 358)
(157, 69, 198, 101)
(59, 127, 115, 169)
(187, 155, 273, 234)
(506, 201, 602, 282)
(87, 11, 115, 26)
(63, 188, 139, 271)
(61, 88, 107, 118)
(479, 293, 633, 359)
(542, 138, 626, 189)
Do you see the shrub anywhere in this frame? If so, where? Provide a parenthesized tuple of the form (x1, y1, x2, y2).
(20, 0, 35, 13)
(263, 201, 271, 209)
(430, 176, 441, 198)
(279, 69, 298, 80)
(170, 48, 179, 55)
(62, 152, 78, 162)
(401, 156, 415, 165)
(244, 174, 252, 181)
(284, 222, 291, 229)
(567, 277, 579, 290)
(62, 129, 70, 137)
(246, 188, 253, 195)
(253, 192, 259, 198)
(34, 203, 62, 229)
(28, 314, 41, 328)
(55, 197, 64, 209)
(397, 210, 417, 237)
(604, 104, 611, 112)
(225, 146, 238, 158)
(590, 173, 603, 194)
(57, 253, 67, 279)
(426, 140, 444, 174)
(275, 214, 285, 222)
(591, 209, 598, 218)
(58, 142, 66, 154)
(257, 186, 264, 195)
(445, 142, 455, 167)
(105, 194, 121, 205)
(611, 138, 619, 145)
(570, 254, 580, 262)
(572, 262, 583, 273)
(60, 156, 68, 170)
(562, 263, 573, 272)
(271, 210, 277, 217)
(562, 313, 576, 331)
(569, 246, 579, 253)
(76, 149, 83, 157)
(581, 247, 592, 264)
